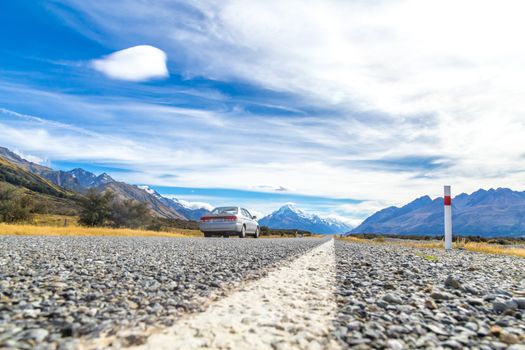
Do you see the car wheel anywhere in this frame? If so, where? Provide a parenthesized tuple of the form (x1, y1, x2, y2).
(239, 226, 246, 238)
(253, 227, 260, 238)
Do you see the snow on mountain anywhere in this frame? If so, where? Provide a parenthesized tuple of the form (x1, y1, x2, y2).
(134, 188, 212, 221)
(137, 185, 158, 196)
(259, 204, 352, 234)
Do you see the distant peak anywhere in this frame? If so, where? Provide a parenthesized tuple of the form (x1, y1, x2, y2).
(94, 172, 115, 184)
(70, 168, 88, 173)
(277, 203, 301, 213)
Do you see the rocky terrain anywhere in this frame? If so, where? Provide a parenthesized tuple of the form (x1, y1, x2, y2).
(334, 241, 525, 349)
(0, 237, 322, 349)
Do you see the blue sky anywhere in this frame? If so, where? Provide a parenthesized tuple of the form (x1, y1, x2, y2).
(1, 1, 525, 225)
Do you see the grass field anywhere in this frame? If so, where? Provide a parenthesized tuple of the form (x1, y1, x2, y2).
(339, 236, 525, 258)
(29, 214, 80, 227)
(0, 223, 202, 238)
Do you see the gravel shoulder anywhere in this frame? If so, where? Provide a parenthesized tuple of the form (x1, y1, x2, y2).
(0, 236, 325, 349)
(334, 240, 525, 349)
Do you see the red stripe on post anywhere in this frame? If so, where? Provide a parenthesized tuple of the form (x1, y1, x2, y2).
(444, 196, 451, 206)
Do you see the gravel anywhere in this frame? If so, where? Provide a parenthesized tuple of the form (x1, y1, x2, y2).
(334, 241, 525, 349)
(2, 236, 524, 349)
(128, 239, 340, 350)
(0, 236, 324, 349)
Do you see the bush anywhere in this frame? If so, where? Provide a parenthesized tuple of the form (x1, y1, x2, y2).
(79, 189, 156, 229)
(0, 183, 33, 223)
(259, 226, 312, 236)
(110, 199, 152, 228)
(78, 189, 114, 226)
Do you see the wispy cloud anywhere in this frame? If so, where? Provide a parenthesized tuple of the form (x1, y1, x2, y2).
(3, 1, 525, 225)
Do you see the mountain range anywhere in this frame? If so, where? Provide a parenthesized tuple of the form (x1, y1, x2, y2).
(8, 146, 524, 237)
(259, 204, 352, 234)
(0, 147, 209, 221)
(351, 188, 525, 237)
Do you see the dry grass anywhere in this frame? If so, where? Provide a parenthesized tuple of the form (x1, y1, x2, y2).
(460, 242, 525, 258)
(0, 223, 202, 238)
(398, 241, 443, 249)
(338, 236, 525, 258)
(29, 214, 80, 227)
(339, 236, 370, 244)
(260, 234, 324, 239)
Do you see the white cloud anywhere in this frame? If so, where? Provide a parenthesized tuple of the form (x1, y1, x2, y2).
(176, 199, 214, 211)
(7, 1, 525, 224)
(91, 45, 168, 81)
(13, 149, 46, 165)
(323, 214, 361, 229)
(253, 184, 294, 192)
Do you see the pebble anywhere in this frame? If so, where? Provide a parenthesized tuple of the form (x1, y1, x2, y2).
(444, 275, 461, 289)
(383, 293, 403, 305)
(514, 298, 525, 309)
(430, 291, 452, 300)
(466, 297, 484, 306)
(334, 241, 525, 349)
(386, 339, 406, 349)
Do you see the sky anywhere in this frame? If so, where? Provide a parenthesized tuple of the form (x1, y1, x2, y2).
(1, 0, 525, 226)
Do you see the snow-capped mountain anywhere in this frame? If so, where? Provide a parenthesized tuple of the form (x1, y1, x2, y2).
(137, 185, 211, 221)
(259, 204, 352, 234)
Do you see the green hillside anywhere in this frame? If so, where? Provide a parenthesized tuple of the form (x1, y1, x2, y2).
(0, 158, 81, 216)
(0, 157, 72, 197)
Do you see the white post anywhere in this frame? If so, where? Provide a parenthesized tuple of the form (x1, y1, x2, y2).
(444, 185, 452, 250)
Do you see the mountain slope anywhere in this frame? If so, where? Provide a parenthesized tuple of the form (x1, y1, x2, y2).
(0, 157, 72, 198)
(0, 157, 80, 215)
(0, 147, 185, 220)
(100, 182, 186, 220)
(137, 185, 210, 221)
(352, 188, 525, 237)
(259, 204, 352, 234)
(0, 147, 92, 192)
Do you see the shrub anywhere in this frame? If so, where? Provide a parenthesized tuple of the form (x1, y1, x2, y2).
(0, 183, 33, 223)
(109, 199, 152, 228)
(78, 189, 114, 226)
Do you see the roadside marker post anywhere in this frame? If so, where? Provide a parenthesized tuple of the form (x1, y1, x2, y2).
(444, 185, 452, 250)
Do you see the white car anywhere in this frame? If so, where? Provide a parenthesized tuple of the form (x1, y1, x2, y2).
(199, 206, 260, 238)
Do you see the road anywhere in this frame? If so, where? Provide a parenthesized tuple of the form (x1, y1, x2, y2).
(1, 236, 524, 349)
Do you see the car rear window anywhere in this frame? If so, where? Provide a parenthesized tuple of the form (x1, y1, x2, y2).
(211, 207, 238, 215)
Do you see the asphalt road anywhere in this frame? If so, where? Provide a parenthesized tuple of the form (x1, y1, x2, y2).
(1, 236, 524, 350)
(0, 236, 325, 349)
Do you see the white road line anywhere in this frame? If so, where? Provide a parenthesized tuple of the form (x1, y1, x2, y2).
(130, 239, 341, 350)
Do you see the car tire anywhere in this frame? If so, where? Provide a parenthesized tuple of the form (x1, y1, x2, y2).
(253, 227, 260, 238)
(239, 226, 246, 238)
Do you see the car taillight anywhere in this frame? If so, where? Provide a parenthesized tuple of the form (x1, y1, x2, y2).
(200, 216, 237, 222)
